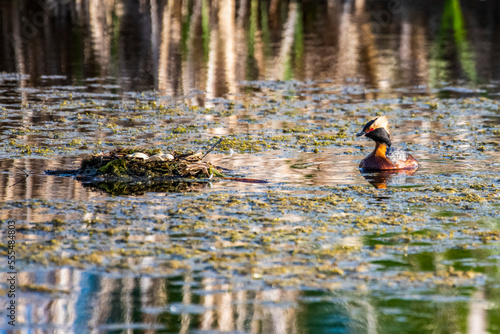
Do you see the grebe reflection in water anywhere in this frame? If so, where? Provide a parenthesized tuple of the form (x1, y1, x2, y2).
(361, 169, 418, 189)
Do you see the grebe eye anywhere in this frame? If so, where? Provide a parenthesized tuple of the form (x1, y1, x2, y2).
(369, 128, 373, 132)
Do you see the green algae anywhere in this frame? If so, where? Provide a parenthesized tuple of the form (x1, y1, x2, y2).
(2, 92, 500, 160)
(98, 159, 128, 175)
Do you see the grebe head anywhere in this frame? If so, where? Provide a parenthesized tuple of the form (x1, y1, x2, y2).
(356, 116, 392, 147)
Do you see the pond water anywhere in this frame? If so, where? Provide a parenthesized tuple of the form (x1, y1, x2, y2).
(0, 0, 499, 333)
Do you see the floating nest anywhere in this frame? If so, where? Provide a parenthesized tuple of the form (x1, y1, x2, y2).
(78, 148, 223, 179)
(46, 148, 224, 195)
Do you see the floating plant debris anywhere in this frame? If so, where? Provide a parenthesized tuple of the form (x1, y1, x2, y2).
(78, 148, 224, 179)
(45, 148, 224, 194)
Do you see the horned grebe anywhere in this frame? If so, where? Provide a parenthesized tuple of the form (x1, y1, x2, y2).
(356, 116, 418, 171)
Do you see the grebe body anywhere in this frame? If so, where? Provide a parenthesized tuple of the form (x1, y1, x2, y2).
(356, 116, 418, 171)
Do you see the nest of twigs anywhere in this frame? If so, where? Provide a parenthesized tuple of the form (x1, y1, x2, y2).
(79, 148, 223, 179)
(45, 144, 265, 195)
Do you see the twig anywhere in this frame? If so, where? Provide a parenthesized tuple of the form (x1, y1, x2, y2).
(14, 166, 30, 177)
(219, 177, 268, 184)
(201, 137, 223, 160)
(8, 175, 28, 188)
(7, 166, 31, 188)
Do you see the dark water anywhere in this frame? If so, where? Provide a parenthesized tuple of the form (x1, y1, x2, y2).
(0, 1, 500, 333)
(2, 0, 500, 95)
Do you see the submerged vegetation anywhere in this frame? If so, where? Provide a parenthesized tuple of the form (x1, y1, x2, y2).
(5, 179, 498, 285)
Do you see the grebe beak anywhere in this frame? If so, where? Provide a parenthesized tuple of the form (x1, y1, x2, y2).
(356, 131, 366, 137)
